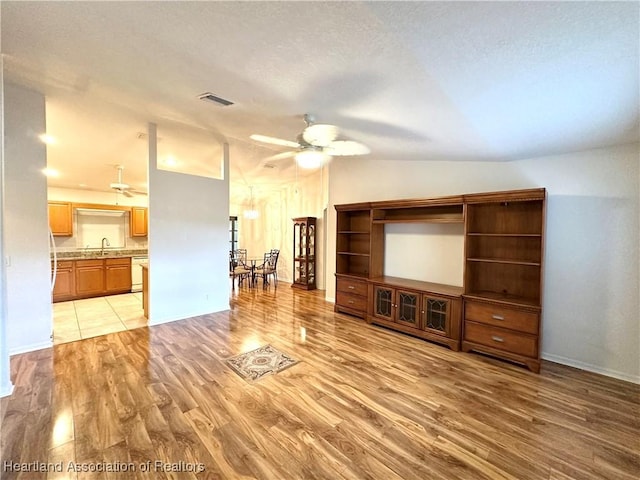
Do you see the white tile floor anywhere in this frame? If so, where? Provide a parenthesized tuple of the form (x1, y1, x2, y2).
(53, 292, 147, 344)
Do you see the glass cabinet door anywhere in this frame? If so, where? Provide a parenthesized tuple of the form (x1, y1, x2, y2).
(396, 290, 420, 328)
(422, 296, 450, 336)
(373, 286, 394, 321)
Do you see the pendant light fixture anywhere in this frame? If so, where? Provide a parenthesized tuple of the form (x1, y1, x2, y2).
(244, 185, 259, 219)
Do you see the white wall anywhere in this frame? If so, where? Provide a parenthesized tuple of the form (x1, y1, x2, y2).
(0, 57, 13, 397)
(3, 83, 52, 354)
(384, 223, 465, 286)
(147, 124, 230, 324)
(327, 143, 640, 383)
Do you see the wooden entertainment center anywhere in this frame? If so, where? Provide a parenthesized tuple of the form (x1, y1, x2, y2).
(335, 188, 546, 372)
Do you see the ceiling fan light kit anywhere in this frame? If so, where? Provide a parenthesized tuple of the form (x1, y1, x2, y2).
(295, 148, 330, 169)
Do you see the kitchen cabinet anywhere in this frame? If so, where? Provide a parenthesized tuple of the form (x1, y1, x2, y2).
(75, 259, 105, 297)
(48, 202, 73, 236)
(130, 207, 148, 237)
(52, 260, 75, 302)
(53, 257, 133, 301)
(105, 257, 132, 293)
(369, 277, 462, 350)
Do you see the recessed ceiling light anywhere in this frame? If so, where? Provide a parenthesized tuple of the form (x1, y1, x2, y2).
(164, 156, 177, 167)
(42, 168, 59, 177)
(38, 134, 56, 145)
(79, 183, 87, 187)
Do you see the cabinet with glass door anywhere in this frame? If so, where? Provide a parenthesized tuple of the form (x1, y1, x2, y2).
(292, 217, 316, 290)
(369, 277, 463, 350)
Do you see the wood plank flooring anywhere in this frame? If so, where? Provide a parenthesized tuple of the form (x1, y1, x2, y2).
(1, 285, 638, 479)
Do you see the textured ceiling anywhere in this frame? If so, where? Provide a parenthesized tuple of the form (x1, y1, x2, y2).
(2, 1, 638, 203)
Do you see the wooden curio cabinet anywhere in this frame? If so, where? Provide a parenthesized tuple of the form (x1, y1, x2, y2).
(292, 217, 316, 290)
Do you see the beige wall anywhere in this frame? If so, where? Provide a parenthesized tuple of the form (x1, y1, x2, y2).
(230, 169, 326, 286)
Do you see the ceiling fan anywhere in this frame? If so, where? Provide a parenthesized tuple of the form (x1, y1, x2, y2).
(110, 165, 146, 197)
(250, 114, 370, 169)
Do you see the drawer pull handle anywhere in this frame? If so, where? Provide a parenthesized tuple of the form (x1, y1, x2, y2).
(348, 285, 355, 289)
(492, 315, 505, 320)
(348, 300, 355, 304)
(492, 336, 505, 343)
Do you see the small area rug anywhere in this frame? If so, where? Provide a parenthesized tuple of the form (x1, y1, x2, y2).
(225, 344, 299, 381)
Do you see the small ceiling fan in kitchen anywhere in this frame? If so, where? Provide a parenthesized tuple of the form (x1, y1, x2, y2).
(250, 114, 370, 169)
(109, 165, 146, 197)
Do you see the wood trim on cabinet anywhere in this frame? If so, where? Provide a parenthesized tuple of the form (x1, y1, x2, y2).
(72, 202, 132, 212)
(463, 188, 546, 204)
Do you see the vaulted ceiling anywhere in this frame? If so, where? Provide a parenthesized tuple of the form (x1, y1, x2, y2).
(2, 1, 638, 204)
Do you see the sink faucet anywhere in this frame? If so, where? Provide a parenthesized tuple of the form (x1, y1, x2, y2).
(101, 237, 110, 255)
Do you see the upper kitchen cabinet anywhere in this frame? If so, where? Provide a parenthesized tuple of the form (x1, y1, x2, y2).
(48, 201, 73, 236)
(130, 207, 148, 237)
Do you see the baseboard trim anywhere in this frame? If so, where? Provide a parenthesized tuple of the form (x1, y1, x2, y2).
(149, 306, 228, 326)
(9, 340, 53, 356)
(541, 352, 640, 384)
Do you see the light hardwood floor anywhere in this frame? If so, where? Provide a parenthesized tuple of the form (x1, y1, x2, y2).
(1, 285, 639, 479)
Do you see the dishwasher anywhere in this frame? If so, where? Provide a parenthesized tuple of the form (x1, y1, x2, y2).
(131, 256, 148, 292)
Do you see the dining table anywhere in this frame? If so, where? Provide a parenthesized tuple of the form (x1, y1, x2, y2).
(245, 256, 265, 287)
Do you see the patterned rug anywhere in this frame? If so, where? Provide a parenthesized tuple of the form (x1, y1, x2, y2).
(225, 344, 299, 381)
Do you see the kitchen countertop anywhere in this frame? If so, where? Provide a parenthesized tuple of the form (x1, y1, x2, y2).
(53, 249, 148, 261)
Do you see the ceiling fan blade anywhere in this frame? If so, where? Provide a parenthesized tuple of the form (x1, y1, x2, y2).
(122, 190, 134, 198)
(263, 151, 297, 162)
(303, 124, 339, 147)
(324, 140, 370, 156)
(250, 134, 300, 149)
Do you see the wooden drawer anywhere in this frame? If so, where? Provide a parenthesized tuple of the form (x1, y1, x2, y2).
(464, 321, 537, 357)
(336, 277, 368, 297)
(465, 301, 538, 335)
(53, 260, 73, 269)
(75, 259, 103, 268)
(336, 291, 368, 312)
(106, 257, 131, 266)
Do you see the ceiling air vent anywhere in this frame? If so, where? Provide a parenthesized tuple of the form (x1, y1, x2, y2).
(198, 92, 234, 107)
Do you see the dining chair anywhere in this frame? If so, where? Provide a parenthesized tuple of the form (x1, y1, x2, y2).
(254, 251, 279, 287)
(230, 249, 252, 288)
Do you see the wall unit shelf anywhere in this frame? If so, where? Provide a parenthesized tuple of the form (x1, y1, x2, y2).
(335, 188, 546, 372)
(462, 189, 546, 373)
